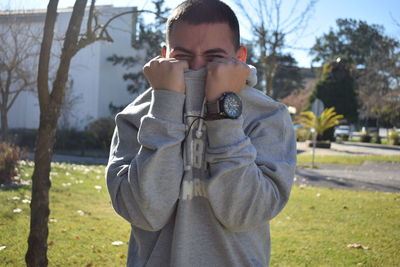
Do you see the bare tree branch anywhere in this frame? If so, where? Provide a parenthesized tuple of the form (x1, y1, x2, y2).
(233, 0, 318, 96)
(36, 0, 58, 111)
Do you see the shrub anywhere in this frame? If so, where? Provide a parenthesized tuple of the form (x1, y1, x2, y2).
(11, 129, 37, 150)
(340, 133, 349, 141)
(388, 130, 399, 145)
(308, 140, 331, 148)
(55, 129, 95, 151)
(361, 134, 372, 143)
(335, 133, 349, 143)
(0, 143, 25, 185)
(371, 133, 381, 144)
(296, 128, 311, 142)
(85, 117, 115, 150)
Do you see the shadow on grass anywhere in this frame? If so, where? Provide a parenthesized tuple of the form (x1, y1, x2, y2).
(0, 181, 31, 192)
(295, 168, 400, 193)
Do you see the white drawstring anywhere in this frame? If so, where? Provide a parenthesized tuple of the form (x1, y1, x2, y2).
(195, 97, 206, 139)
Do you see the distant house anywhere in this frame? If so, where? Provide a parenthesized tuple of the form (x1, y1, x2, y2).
(1, 5, 140, 130)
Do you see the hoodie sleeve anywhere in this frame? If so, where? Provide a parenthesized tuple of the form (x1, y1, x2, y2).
(205, 103, 296, 232)
(106, 89, 186, 231)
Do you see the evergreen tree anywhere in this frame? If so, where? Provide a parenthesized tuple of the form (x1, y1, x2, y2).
(244, 41, 303, 98)
(107, 0, 169, 113)
(310, 19, 400, 127)
(273, 54, 303, 100)
(309, 58, 358, 123)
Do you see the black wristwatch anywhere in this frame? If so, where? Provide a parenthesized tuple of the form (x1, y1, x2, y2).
(206, 92, 242, 120)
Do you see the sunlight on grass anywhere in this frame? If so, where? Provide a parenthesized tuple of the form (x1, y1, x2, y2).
(1, 161, 399, 266)
(0, 162, 130, 266)
(270, 186, 400, 266)
(297, 154, 400, 165)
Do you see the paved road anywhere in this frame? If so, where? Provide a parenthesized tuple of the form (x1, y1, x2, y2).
(297, 141, 400, 156)
(295, 142, 400, 192)
(295, 162, 400, 192)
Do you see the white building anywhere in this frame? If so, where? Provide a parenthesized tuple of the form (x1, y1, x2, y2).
(1, 5, 141, 130)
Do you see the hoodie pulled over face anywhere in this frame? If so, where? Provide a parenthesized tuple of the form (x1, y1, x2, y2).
(106, 65, 296, 267)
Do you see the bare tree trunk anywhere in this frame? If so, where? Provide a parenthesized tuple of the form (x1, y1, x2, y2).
(25, 0, 58, 265)
(1, 82, 10, 141)
(0, 108, 8, 142)
(25, 0, 88, 266)
(25, 0, 145, 264)
(25, 108, 57, 267)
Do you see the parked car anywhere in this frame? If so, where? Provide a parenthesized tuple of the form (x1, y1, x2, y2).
(334, 125, 351, 139)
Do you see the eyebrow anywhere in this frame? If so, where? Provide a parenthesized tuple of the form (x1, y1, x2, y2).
(172, 46, 228, 55)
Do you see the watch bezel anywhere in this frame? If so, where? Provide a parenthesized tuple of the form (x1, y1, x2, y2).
(218, 92, 242, 119)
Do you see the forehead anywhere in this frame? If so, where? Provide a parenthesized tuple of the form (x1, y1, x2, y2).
(168, 22, 236, 53)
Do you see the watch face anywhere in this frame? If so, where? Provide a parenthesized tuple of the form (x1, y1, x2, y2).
(222, 93, 242, 118)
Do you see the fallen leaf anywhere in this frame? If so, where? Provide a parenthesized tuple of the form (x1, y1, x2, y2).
(77, 210, 85, 216)
(94, 185, 102, 190)
(11, 196, 21, 201)
(347, 243, 370, 250)
(112, 241, 124, 246)
(13, 208, 22, 213)
(0, 246, 6, 251)
(49, 218, 58, 223)
(22, 199, 31, 204)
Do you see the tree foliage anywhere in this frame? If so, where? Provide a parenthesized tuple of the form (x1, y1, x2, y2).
(272, 54, 303, 99)
(244, 42, 303, 99)
(0, 21, 39, 141)
(310, 18, 400, 127)
(356, 43, 400, 128)
(234, 0, 317, 98)
(309, 59, 358, 123)
(296, 107, 343, 139)
(310, 18, 398, 66)
(279, 79, 314, 115)
(107, 0, 169, 113)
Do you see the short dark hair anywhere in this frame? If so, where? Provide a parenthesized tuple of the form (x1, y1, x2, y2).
(166, 0, 240, 50)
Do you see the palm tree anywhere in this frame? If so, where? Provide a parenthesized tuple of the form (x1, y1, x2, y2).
(296, 107, 344, 140)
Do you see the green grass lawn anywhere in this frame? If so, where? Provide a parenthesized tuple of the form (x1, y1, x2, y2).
(297, 154, 400, 165)
(1, 160, 399, 266)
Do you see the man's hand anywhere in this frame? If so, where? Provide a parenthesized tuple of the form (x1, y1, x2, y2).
(205, 58, 250, 101)
(143, 56, 189, 94)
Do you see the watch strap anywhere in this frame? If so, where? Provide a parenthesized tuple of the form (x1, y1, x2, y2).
(206, 100, 220, 115)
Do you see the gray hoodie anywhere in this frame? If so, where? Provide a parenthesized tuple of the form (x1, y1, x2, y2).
(106, 67, 296, 267)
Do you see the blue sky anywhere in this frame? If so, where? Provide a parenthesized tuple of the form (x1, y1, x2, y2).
(3, 0, 400, 67)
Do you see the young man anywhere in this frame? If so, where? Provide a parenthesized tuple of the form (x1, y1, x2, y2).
(106, 0, 296, 266)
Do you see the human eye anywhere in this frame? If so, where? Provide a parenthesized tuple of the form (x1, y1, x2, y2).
(207, 54, 226, 61)
(173, 54, 191, 60)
